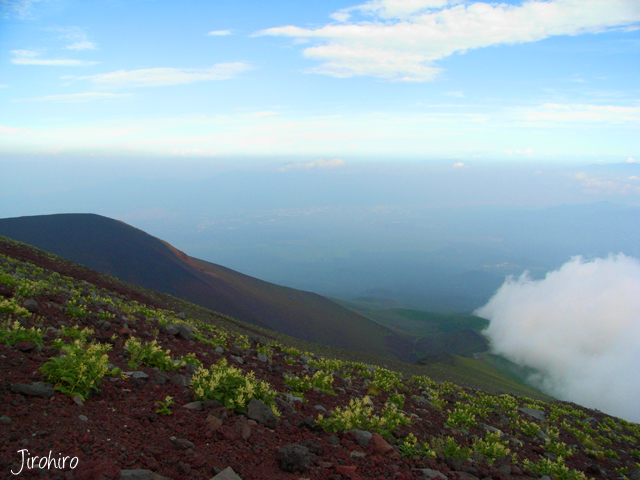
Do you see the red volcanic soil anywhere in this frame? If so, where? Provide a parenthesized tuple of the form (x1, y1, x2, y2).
(1, 238, 639, 480)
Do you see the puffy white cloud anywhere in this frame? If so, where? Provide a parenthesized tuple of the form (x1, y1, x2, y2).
(83, 63, 252, 87)
(453, 161, 465, 168)
(207, 30, 232, 36)
(0, 125, 29, 134)
(476, 254, 640, 422)
(257, 0, 640, 82)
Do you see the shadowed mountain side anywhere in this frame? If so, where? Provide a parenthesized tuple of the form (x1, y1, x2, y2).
(0, 213, 397, 359)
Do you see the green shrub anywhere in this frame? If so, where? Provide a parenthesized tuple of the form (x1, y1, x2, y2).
(399, 433, 437, 458)
(473, 431, 510, 464)
(190, 358, 278, 415)
(523, 457, 588, 480)
(0, 320, 42, 345)
(40, 339, 111, 401)
(316, 396, 411, 435)
(125, 337, 184, 371)
(430, 436, 472, 460)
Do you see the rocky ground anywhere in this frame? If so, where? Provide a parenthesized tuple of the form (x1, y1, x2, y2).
(1, 237, 639, 480)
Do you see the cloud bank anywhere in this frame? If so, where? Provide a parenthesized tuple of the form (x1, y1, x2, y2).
(476, 254, 640, 422)
(258, 0, 640, 82)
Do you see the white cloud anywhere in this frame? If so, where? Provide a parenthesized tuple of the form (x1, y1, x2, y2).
(574, 172, 640, 195)
(207, 30, 232, 36)
(10, 49, 98, 66)
(257, 0, 640, 82)
(66, 41, 96, 51)
(627, 157, 639, 163)
(453, 161, 465, 168)
(15, 92, 132, 102)
(524, 103, 640, 124)
(83, 63, 252, 87)
(1, 0, 42, 19)
(476, 254, 640, 422)
(0, 125, 29, 134)
(280, 158, 346, 171)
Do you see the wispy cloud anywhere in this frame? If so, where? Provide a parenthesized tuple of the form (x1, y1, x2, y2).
(1, 0, 43, 19)
(257, 0, 640, 82)
(0, 125, 29, 134)
(574, 172, 640, 195)
(280, 158, 346, 171)
(14, 92, 132, 102)
(207, 30, 232, 36)
(523, 103, 640, 124)
(10, 49, 98, 66)
(81, 63, 252, 87)
(56, 27, 97, 50)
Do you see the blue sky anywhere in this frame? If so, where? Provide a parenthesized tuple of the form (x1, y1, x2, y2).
(1, 0, 639, 161)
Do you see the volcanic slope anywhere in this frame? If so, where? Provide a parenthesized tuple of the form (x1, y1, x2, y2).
(2, 235, 640, 480)
(0, 213, 396, 359)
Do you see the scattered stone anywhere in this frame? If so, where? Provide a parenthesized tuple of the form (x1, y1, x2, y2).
(151, 372, 168, 385)
(14, 341, 37, 352)
(119, 469, 170, 480)
(170, 374, 190, 386)
(73, 395, 84, 406)
(230, 355, 244, 365)
(10, 382, 55, 398)
(326, 435, 340, 446)
(214, 347, 224, 355)
(518, 407, 545, 421)
(275, 397, 294, 413)
(349, 430, 373, 448)
(314, 405, 327, 413)
(0, 415, 12, 424)
(211, 466, 243, 480)
(22, 298, 39, 313)
(350, 451, 366, 459)
(498, 465, 511, 475)
(164, 324, 180, 335)
(279, 444, 311, 473)
(183, 401, 202, 411)
(185, 363, 199, 374)
(206, 415, 224, 432)
(257, 353, 268, 363)
(78, 415, 88, 422)
(445, 457, 463, 471)
(125, 371, 149, 380)
(247, 399, 278, 429)
(412, 468, 447, 479)
(299, 355, 312, 364)
(537, 430, 550, 441)
(170, 436, 195, 450)
(177, 323, 197, 341)
(367, 432, 400, 458)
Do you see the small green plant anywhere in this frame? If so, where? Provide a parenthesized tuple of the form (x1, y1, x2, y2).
(0, 320, 43, 345)
(0, 298, 31, 317)
(98, 311, 115, 321)
(399, 433, 437, 458)
(446, 403, 477, 428)
(316, 396, 411, 435)
(284, 357, 296, 365)
(40, 339, 112, 401)
(473, 431, 511, 464)
(523, 457, 588, 480)
(190, 358, 278, 415)
(0, 272, 17, 286)
(181, 352, 202, 367)
(281, 346, 301, 356)
(65, 298, 88, 319)
(61, 325, 94, 341)
(430, 436, 472, 460)
(125, 337, 184, 371)
(515, 419, 541, 436)
(155, 396, 175, 415)
(388, 392, 405, 409)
